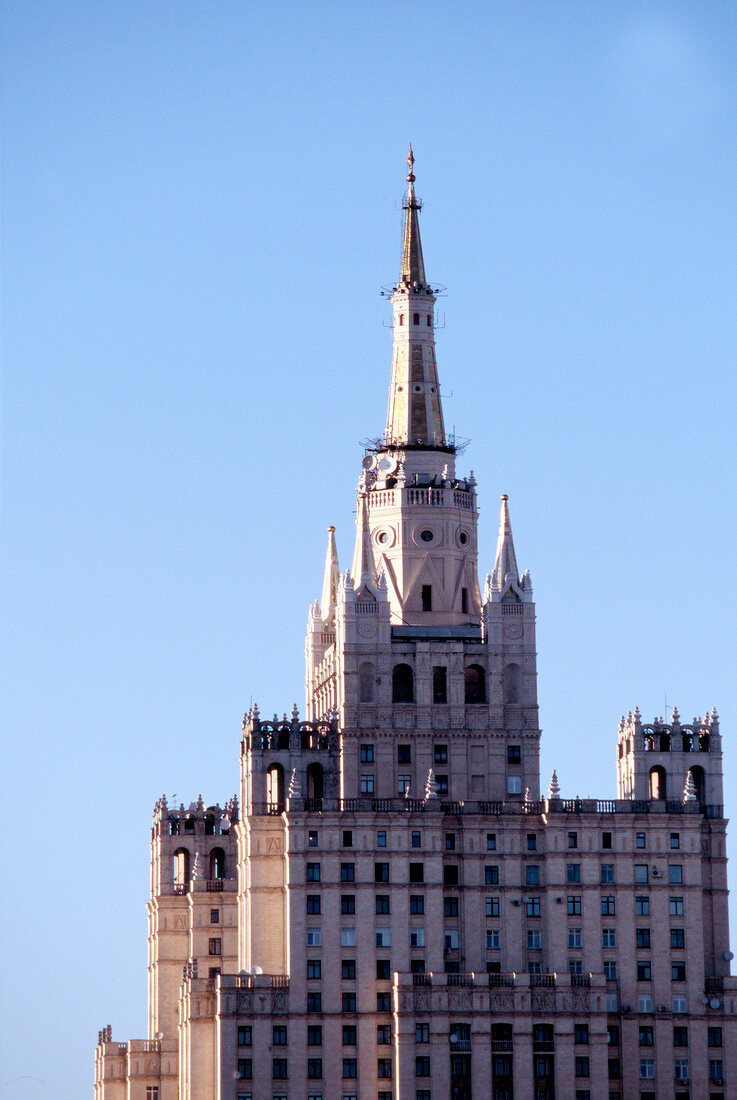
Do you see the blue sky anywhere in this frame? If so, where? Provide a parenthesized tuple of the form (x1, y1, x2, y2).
(3, 3, 736, 1095)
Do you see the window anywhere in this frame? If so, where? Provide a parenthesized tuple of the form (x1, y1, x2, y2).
(360, 743, 374, 763)
(308, 830, 318, 847)
(709, 1059, 724, 1084)
(670, 832, 680, 849)
(528, 960, 542, 974)
(575, 1057, 590, 1077)
(569, 928, 583, 949)
(635, 864, 648, 884)
(376, 960, 390, 979)
(377, 829, 386, 847)
(415, 1057, 431, 1077)
(601, 863, 615, 884)
(377, 1025, 391, 1044)
(307, 960, 321, 979)
(377, 992, 391, 1011)
(527, 930, 541, 949)
(306, 929, 322, 946)
(568, 831, 578, 848)
(341, 928, 356, 946)
(272, 1025, 287, 1046)
(410, 928, 425, 948)
(411, 830, 422, 848)
(607, 1025, 620, 1046)
(673, 1026, 688, 1047)
(444, 929, 459, 950)
(436, 775, 448, 794)
(410, 895, 424, 914)
(636, 928, 651, 949)
(508, 745, 521, 764)
(640, 1059, 655, 1079)
(307, 991, 322, 1012)
(669, 897, 684, 916)
(487, 833, 497, 851)
(407, 862, 424, 884)
(360, 774, 374, 794)
(604, 960, 617, 980)
(237, 1059, 252, 1079)
(674, 1058, 689, 1083)
(433, 665, 448, 703)
(375, 862, 389, 883)
(443, 865, 459, 886)
(672, 995, 687, 1013)
(569, 958, 582, 975)
(341, 960, 356, 979)
(608, 1059, 620, 1079)
(421, 585, 432, 611)
(486, 897, 500, 917)
(637, 962, 652, 981)
(487, 865, 500, 885)
(378, 1059, 392, 1078)
(209, 938, 221, 955)
(272, 1059, 288, 1079)
(508, 776, 522, 795)
(602, 896, 615, 916)
(567, 864, 581, 883)
(671, 961, 686, 981)
(444, 897, 458, 916)
(306, 863, 320, 882)
(210, 909, 219, 923)
(526, 897, 541, 917)
(238, 1026, 252, 1046)
(308, 1025, 322, 1046)
(146, 1090, 159, 1100)
(392, 663, 414, 702)
(342, 1059, 357, 1078)
(376, 928, 390, 947)
(461, 586, 468, 613)
(417, 1093, 431, 1100)
(669, 865, 683, 884)
(416, 1022, 430, 1043)
(342, 992, 356, 1011)
(398, 774, 411, 794)
(602, 929, 616, 948)
(307, 1059, 322, 1079)
(568, 896, 582, 915)
(342, 830, 353, 848)
(398, 744, 411, 764)
(671, 928, 685, 949)
(602, 831, 612, 849)
(708, 1027, 722, 1047)
(525, 865, 539, 885)
(639, 1026, 654, 1046)
(341, 895, 355, 914)
(445, 833, 456, 851)
(376, 895, 390, 915)
(635, 896, 649, 915)
(636, 832, 646, 849)
(434, 744, 448, 763)
(341, 863, 355, 882)
(486, 930, 500, 949)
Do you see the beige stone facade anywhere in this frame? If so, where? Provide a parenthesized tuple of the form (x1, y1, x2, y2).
(95, 151, 736, 1100)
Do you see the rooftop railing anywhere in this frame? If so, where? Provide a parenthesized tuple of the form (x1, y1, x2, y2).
(248, 797, 723, 819)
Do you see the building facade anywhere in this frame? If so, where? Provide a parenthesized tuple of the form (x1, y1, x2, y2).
(95, 150, 736, 1100)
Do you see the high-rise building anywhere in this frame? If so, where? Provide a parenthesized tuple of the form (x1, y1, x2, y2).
(95, 150, 736, 1100)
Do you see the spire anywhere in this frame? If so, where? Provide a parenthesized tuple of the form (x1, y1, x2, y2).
(320, 526, 340, 619)
(351, 494, 376, 591)
(400, 145, 427, 289)
(492, 495, 519, 589)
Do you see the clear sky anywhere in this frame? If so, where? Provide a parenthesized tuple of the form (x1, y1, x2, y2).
(2, 2, 736, 1095)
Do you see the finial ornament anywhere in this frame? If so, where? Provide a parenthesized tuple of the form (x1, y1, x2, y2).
(548, 770, 560, 799)
(407, 143, 415, 183)
(683, 771, 697, 803)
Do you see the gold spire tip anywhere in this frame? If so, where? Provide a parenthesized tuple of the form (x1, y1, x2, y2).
(406, 144, 415, 183)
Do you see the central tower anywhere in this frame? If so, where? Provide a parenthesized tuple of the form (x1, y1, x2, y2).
(304, 149, 541, 803)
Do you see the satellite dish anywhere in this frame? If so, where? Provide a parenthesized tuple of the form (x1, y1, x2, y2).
(220, 815, 231, 832)
(724, 951, 734, 961)
(155, 1031, 163, 1040)
(377, 455, 398, 475)
(362, 454, 378, 471)
(702, 996, 710, 1005)
(252, 965, 263, 975)
(710, 998, 721, 1009)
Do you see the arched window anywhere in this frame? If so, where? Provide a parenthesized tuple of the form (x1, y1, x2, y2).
(688, 765, 705, 803)
(426, 314, 432, 327)
(649, 766, 666, 800)
(359, 662, 376, 703)
(277, 726, 290, 750)
(174, 848, 190, 886)
(399, 314, 404, 326)
(392, 663, 414, 703)
(204, 814, 216, 835)
(267, 763, 284, 809)
(210, 847, 225, 880)
(465, 664, 487, 704)
(307, 763, 324, 801)
(501, 663, 519, 704)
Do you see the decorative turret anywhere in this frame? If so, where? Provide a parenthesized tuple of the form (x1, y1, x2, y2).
(490, 495, 520, 593)
(320, 526, 340, 620)
(351, 495, 376, 593)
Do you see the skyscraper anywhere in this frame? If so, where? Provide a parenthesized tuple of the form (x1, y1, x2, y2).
(95, 150, 735, 1100)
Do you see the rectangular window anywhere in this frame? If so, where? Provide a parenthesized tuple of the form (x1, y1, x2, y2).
(527, 833, 537, 851)
(670, 832, 680, 849)
(437, 774, 449, 794)
(443, 865, 459, 886)
(307, 1059, 322, 1079)
(377, 1025, 391, 1045)
(526, 897, 541, 917)
(568, 831, 578, 849)
(567, 864, 581, 883)
(673, 1026, 688, 1047)
(341, 960, 356, 979)
(410, 895, 424, 914)
(360, 774, 374, 794)
(434, 744, 448, 763)
(486, 930, 500, 949)
(525, 865, 539, 885)
(604, 960, 617, 980)
(527, 930, 541, 949)
(415, 1057, 431, 1076)
(376, 927, 390, 947)
(487, 865, 500, 885)
(146, 1090, 159, 1100)
(636, 928, 651, 949)
(444, 929, 459, 950)
(569, 927, 583, 949)
(669, 865, 683, 884)
(307, 960, 321, 979)
(341, 928, 356, 946)
(601, 863, 615, 883)
(306, 929, 321, 946)
(486, 897, 500, 917)
(669, 897, 684, 916)
(307, 992, 322, 1012)
(306, 863, 320, 882)
(408, 863, 424, 884)
(671, 928, 685, 948)
(342, 829, 353, 847)
(487, 833, 497, 851)
(376, 959, 390, 979)
(602, 831, 612, 849)
(376, 895, 390, 914)
(708, 1027, 722, 1047)
(569, 958, 583, 975)
(342, 992, 356, 1012)
(398, 774, 411, 794)
(674, 1058, 689, 1083)
(272, 1025, 287, 1046)
(342, 1059, 357, 1079)
(308, 830, 318, 847)
(272, 1059, 288, 1079)
(602, 929, 616, 948)
(341, 863, 355, 882)
(636, 832, 646, 849)
(672, 995, 687, 1013)
(601, 896, 615, 915)
(639, 1026, 654, 1046)
(341, 895, 355, 914)
(635, 896, 649, 916)
(637, 962, 652, 981)
(237, 1059, 252, 1080)
(378, 1058, 392, 1078)
(671, 961, 686, 981)
(709, 1059, 724, 1084)
(507, 744, 521, 763)
(416, 1022, 430, 1043)
(445, 832, 456, 851)
(209, 938, 221, 956)
(375, 862, 389, 883)
(444, 897, 458, 917)
(411, 830, 422, 848)
(360, 744, 374, 763)
(461, 587, 468, 614)
(410, 928, 425, 948)
(210, 909, 219, 923)
(575, 1057, 590, 1077)
(377, 992, 391, 1012)
(237, 1026, 252, 1046)
(635, 864, 649, 883)
(639, 1059, 655, 1079)
(568, 896, 582, 915)
(421, 585, 432, 611)
(377, 829, 386, 847)
(398, 744, 411, 763)
(433, 665, 448, 703)
(308, 1025, 322, 1046)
